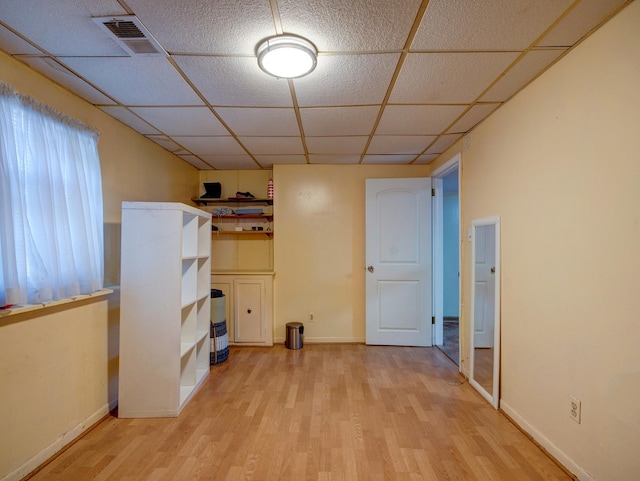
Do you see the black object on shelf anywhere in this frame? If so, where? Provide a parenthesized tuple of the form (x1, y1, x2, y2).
(201, 182, 221, 198)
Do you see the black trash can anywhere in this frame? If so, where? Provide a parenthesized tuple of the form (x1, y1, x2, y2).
(285, 322, 304, 350)
(210, 289, 229, 364)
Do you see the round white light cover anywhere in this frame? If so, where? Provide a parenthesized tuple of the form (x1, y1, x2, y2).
(256, 35, 317, 79)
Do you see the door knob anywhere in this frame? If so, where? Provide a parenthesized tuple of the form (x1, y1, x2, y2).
(367, 265, 374, 273)
(247, 308, 252, 313)
(490, 267, 495, 274)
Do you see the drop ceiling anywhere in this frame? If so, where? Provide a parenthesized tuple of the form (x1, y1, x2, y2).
(0, 0, 630, 170)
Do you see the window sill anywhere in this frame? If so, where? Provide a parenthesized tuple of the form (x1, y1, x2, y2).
(0, 289, 114, 319)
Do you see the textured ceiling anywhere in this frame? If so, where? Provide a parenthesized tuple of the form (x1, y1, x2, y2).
(0, 0, 631, 170)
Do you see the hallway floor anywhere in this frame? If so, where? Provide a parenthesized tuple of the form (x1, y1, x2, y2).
(440, 319, 459, 364)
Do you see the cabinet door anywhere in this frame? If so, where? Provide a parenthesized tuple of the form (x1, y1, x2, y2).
(234, 279, 265, 342)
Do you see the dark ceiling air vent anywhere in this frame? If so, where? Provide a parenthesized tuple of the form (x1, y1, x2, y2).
(92, 15, 167, 57)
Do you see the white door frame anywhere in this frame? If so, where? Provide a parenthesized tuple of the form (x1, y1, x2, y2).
(431, 153, 461, 368)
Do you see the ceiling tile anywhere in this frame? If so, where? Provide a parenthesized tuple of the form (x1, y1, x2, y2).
(538, 0, 628, 47)
(413, 0, 573, 51)
(390, 52, 520, 104)
(446, 104, 500, 133)
(481, 49, 567, 102)
(424, 134, 463, 154)
(300, 107, 379, 136)
(0, 0, 128, 56)
(414, 154, 439, 164)
(18, 57, 117, 105)
(293, 53, 399, 107)
(0, 26, 42, 54)
(377, 105, 467, 135)
(368, 135, 437, 155)
(309, 154, 361, 164)
(60, 57, 203, 105)
(125, 0, 275, 55)
(178, 155, 214, 170)
(254, 155, 307, 167)
(362, 155, 416, 164)
(145, 135, 182, 152)
(129, 107, 228, 136)
(306, 136, 368, 154)
(238, 137, 304, 155)
(174, 56, 293, 107)
(278, 0, 422, 52)
(216, 108, 299, 136)
(199, 155, 261, 170)
(99, 107, 160, 135)
(170, 136, 246, 155)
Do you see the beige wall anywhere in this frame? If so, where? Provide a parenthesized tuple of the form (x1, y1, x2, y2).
(199, 165, 431, 342)
(0, 52, 199, 480)
(0, 298, 112, 481)
(273, 164, 430, 342)
(432, 2, 640, 480)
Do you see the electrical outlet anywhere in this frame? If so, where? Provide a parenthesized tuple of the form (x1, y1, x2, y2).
(569, 395, 581, 424)
(308, 312, 314, 322)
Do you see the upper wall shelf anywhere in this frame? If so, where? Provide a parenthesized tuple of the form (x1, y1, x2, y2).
(192, 198, 273, 206)
(213, 214, 273, 220)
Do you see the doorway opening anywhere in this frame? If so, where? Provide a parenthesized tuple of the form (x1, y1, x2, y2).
(431, 154, 461, 366)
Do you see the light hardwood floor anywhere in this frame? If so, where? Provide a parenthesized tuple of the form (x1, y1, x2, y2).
(29, 344, 572, 481)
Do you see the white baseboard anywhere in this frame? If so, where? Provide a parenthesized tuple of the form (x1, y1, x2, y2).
(274, 336, 365, 344)
(500, 400, 593, 481)
(2, 400, 115, 481)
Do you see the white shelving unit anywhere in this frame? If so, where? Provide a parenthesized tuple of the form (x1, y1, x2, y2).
(119, 202, 212, 418)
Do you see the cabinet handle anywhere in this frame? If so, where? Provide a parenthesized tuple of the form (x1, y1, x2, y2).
(247, 308, 252, 314)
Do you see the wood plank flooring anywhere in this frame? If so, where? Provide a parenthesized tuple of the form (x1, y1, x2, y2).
(28, 344, 572, 481)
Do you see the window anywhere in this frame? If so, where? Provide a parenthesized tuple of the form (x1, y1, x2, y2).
(0, 83, 103, 306)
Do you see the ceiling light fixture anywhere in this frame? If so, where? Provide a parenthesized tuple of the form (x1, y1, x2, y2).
(256, 35, 317, 79)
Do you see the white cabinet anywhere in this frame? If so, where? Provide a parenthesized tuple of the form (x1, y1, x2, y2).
(211, 273, 273, 346)
(235, 278, 268, 342)
(119, 202, 212, 418)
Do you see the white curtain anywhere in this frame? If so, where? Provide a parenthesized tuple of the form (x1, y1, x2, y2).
(0, 83, 103, 306)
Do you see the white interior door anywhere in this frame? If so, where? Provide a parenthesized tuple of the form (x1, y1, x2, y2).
(474, 224, 495, 348)
(365, 178, 432, 346)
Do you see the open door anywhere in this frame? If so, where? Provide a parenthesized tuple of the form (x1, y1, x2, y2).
(365, 178, 432, 346)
